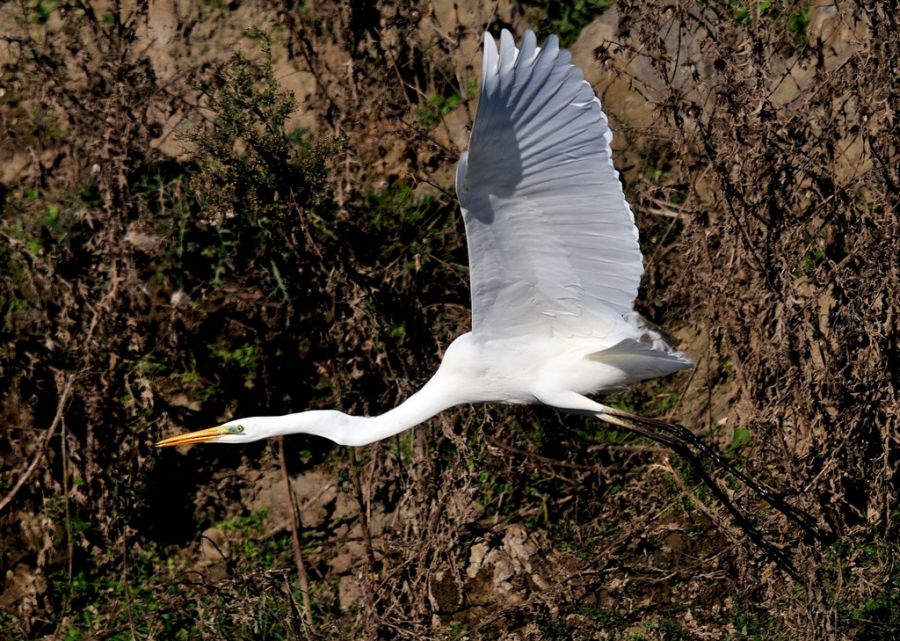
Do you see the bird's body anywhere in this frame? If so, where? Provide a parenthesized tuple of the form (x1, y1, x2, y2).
(159, 30, 820, 576)
(161, 28, 690, 448)
(186, 326, 684, 448)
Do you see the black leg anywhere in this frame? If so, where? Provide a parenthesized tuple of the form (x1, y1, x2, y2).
(596, 411, 803, 582)
(603, 407, 825, 541)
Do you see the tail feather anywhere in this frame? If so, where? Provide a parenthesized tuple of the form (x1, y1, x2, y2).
(587, 338, 693, 381)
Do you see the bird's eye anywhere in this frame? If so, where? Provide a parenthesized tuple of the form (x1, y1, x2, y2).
(227, 424, 244, 434)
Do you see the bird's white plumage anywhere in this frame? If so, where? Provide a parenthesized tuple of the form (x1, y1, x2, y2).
(456, 30, 644, 341)
(158, 33, 816, 579)
(159, 29, 691, 450)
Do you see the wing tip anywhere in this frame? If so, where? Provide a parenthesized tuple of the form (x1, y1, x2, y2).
(482, 30, 499, 80)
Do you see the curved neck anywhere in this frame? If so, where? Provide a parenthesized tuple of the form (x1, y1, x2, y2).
(333, 372, 463, 446)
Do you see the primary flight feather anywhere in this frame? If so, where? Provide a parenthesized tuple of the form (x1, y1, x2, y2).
(460, 29, 644, 339)
(159, 30, 820, 578)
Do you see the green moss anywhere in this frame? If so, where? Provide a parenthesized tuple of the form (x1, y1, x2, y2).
(726, 427, 752, 458)
(523, 0, 616, 46)
(416, 90, 462, 128)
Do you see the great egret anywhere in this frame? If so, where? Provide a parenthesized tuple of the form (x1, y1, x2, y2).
(159, 30, 821, 577)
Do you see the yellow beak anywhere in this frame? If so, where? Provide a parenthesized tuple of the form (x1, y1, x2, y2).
(156, 425, 229, 447)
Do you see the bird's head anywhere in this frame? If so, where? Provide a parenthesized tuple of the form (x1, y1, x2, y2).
(155, 411, 350, 447)
(156, 417, 272, 447)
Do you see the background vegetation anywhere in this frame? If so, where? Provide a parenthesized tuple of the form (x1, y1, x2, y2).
(1, 1, 896, 639)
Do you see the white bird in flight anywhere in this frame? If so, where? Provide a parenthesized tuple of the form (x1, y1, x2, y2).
(159, 30, 821, 577)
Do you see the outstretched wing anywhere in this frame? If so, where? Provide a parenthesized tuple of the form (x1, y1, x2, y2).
(456, 30, 643, 341)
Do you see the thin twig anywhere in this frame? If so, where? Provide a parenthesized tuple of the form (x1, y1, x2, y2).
(0, 373, 75, 514)
(278, 437, 315, 633)
(349, 448, 377, 570)
(486, 434, 632, 472)
(50, 415, 74, 641)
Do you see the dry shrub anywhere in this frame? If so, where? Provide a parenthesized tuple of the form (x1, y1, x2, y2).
(611, 0, 898, 636)
(0, 1, 897, 640)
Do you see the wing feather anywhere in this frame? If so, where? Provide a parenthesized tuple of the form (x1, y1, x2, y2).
(457, 30, 643, 341)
